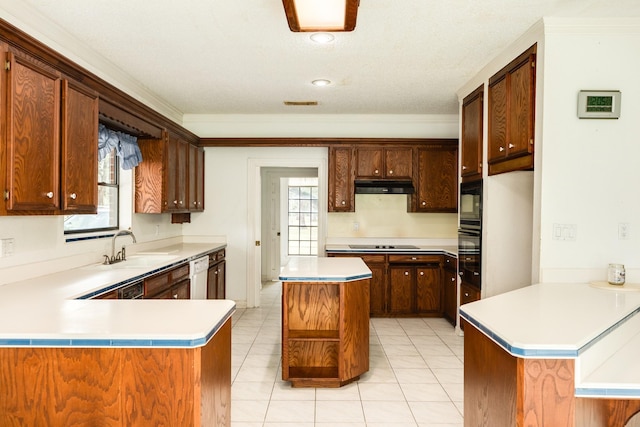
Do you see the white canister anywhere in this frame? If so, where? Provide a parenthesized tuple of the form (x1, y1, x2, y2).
(608, 263, 626, 285)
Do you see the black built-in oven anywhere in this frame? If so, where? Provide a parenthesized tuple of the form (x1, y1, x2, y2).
(458, 180, 482, 288)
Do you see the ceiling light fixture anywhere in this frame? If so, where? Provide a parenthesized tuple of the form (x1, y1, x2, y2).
(310, 32, 335, 44)
(282, 0, 359, 32)
(312, 79, 331, 87)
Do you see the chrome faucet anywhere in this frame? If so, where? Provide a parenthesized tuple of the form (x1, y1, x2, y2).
(104, 230, 137, 264)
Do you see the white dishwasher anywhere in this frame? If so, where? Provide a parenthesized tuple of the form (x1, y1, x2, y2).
(189, 255, 210, 299)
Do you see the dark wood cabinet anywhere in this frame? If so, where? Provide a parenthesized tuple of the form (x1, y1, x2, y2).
(442, 255, 458, 326)
(188, 144, 205, 212)
(355, 146, 412, 180)
(389, 255, 442, 315)
(144, 263, 190, 299)
(361, 254, 387, 316)
(207, 248, 226, 299)
(461, 85, 484, 182)
(136, 132, 202, 215)
(3, 48, 99, 215)
(328, 146, 354, 212)
(488, 44, 536, 176)
(412, 143, 458, 212)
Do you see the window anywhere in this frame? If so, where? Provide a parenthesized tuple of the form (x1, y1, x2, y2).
(287, 178, 318, 256)
(64, 148, 119, 233)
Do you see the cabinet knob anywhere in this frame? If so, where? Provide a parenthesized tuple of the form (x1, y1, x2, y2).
(404, 271, 409, 276)
(411, 257, 417, 260)
(473, 272, 479, 276)
(46, 192, 54, 199)
(388, 170, 394, 175)
(374, 169, 379, 174)
(341, 200, 346, 205)
(174, 200, 178, 205)
(419, 271, 424, 276)
(451, 277, 456, 282)
(462, 165, 467, 170)
(179, 200, 183, 205)
(69, 193, 77, 200)
(173, 293, 178, 299)
(193, 201, 197, 206)
(464, 292, 470, 297)
(499, 146, 505, 152)
(508, 143, 515, 149)
(421, 201, 426, 206)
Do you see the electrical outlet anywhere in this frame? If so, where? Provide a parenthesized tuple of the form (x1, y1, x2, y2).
(552, 224, 577, 241)
(618, 223, 630, 240)
(352, 222, 359, 231)
(0, 238, 15, 257)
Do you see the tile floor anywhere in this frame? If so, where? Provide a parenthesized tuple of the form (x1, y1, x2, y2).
(230, 281, 464, 427)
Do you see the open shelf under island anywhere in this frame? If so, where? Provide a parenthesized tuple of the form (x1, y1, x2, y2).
(279, 256, 372, 388)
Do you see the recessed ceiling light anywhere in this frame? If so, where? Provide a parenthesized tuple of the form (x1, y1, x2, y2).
(310, 33, 335, 44)
(312, 79, 331, 87)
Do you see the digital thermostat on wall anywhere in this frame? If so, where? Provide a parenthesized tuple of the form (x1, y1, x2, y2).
(578, 90, 621, 119)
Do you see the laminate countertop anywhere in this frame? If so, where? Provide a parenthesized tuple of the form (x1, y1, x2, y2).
(0, 242, 235, 349)
(460, 282, 640, 398)
(279, 256, 372, 282)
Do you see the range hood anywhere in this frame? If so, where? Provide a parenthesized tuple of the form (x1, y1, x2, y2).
(354, 179, 415, 194)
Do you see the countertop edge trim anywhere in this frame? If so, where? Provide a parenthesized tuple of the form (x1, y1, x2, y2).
(279, 273, 373, 282)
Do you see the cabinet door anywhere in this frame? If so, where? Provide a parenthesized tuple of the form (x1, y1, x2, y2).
(135, 136, 167, 214)
(488, 76, 508, 163)
(461, 86, 483, 181)
(328, 146, 354, 212)
(415, 146, 458, 212)
(415, 265, 441, 314)
(507, 53, 535, 158)
(187, 144, 204, 212)
(384, 147, 412, 179)
(443, 267, 457, 325)
(5, 50, 61, 212)
(355, 147, 383, 178)
(216, 260, 226, 299)
(61, 79, 98, 213)
(367, 262, 387, 316)
(389, 267, 412, 314)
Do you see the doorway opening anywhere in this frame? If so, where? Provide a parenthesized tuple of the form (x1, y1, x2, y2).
(248, 159, 327, 308)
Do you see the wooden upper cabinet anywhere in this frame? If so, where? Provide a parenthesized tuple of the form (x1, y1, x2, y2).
(412, 143, 458, 213)
(188, 144, 205, 212)
(461, 85, 483, 182)
(328, 146, 354, 212)
(61, 79, 99, 213)
(488, 44, 536, 176)
(4, 50, 61, 213)
(355, 146, 412, 179)
(136, 133, 201, 214)
(3, 48, 98, 215)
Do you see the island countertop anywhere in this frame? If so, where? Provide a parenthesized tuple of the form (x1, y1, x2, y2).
(0, 242, 235, 348)
(279, 256, 372, 282)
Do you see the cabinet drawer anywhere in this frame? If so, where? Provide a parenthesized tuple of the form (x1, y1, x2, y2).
(388, 254, 441, 264)
(171, 264, 189, 281)
(358, 254, 386, 264)
(145, 271, 171, 297)
(209, 249, 226, 263)
(460, 283, 481, 305)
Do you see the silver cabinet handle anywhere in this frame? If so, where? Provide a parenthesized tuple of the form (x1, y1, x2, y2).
(411, 257, 417, 260)
(46, 192, 54, 199)
(69, 193, 77, 200)
(473, 272, 479, 276)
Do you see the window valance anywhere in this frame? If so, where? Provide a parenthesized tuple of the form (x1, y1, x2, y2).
(98, 123, 143, 170)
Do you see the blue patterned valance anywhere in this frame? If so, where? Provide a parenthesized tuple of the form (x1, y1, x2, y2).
(98, 124, 143, 170)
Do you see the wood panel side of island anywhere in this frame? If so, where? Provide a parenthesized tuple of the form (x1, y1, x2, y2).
(0, 319, 231, 427)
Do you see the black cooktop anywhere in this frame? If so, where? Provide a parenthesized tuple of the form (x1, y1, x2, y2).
(349, 244, 420, 250)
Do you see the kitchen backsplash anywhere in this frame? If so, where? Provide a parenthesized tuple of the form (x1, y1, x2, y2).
(328, 194, 458, 238)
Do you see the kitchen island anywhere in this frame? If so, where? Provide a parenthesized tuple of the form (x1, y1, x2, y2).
(459, 282, 640, 427)
(279, 256, 372, 387)
(0, 242, 235, 426)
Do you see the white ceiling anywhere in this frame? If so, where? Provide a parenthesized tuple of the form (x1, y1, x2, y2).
(9, 0, 640, 116)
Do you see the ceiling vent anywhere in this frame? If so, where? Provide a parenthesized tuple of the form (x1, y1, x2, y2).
(284, 101, 318, 106)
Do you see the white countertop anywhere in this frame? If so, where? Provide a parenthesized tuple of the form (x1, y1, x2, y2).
(0, 242, 235, 348)
(459, 283, 640, 357)
(279, 256, 372, 282)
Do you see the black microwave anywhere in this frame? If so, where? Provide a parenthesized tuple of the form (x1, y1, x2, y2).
(460, 181, 482, 230)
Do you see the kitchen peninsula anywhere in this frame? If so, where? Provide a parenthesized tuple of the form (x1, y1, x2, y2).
(0, 242, 234, 427)
(460, 283, 640, 427)
(279, 256, 371, 387)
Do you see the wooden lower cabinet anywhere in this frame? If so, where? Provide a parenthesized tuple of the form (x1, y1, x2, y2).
(0, 319, 232, 427)
(208, 249, 226, 299)
(281, 279, 369, 387)
(144, 263, 190, 299)
(442, 255, 458, 325)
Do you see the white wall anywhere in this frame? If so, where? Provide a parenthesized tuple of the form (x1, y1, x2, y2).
(538, 18, 640, 283)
